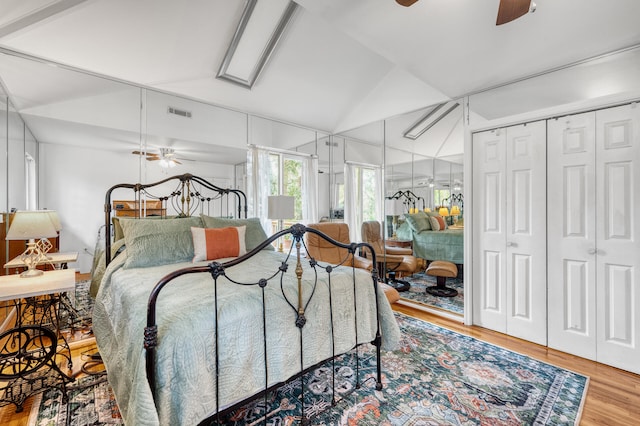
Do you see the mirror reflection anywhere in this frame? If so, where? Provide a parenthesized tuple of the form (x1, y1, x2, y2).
(383, 104, 465, 317)
(4, 42, 638, 321)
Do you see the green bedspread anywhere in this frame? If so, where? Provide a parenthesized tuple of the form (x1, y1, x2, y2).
(396, 222, 464, 264)
(93, 250, 400, 426)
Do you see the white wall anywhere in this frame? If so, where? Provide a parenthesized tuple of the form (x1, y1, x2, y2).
(38, 143, 235, 273)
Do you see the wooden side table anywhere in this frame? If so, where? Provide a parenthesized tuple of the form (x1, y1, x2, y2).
(4, 251, 78, 271)
(385, 239, 412, 249)
(0, 269, 76, 412)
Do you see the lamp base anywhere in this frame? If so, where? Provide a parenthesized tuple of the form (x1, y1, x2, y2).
(20, 268, 44, 278)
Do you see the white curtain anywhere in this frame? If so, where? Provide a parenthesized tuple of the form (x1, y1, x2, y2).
(372, 165, 383, 225)
(344, 162, 358, 241)
(25, 153, 37, 210)
(246, 145, 271, 232)
(301, 155, 318, 224)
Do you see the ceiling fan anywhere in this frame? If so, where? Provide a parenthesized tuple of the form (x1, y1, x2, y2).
(395, 0, 536, 26)
(132, 147, 183, 168)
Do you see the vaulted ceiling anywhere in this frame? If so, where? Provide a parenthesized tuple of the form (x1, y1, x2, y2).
(1, 0, 639, 152)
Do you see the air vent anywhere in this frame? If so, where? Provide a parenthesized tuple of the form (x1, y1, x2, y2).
(167, 107, 192, 118)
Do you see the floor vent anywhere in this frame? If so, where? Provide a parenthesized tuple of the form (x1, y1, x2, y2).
(167, 107, 192, 118)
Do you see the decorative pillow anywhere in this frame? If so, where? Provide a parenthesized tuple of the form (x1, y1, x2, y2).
(191, 226, 247, 262)
(200, 215, 274, 251)
(112, 217, 124, 242)
(120, 216, 203, 269)
(429, 215, 447, 231)
(404, 211, 432, 232)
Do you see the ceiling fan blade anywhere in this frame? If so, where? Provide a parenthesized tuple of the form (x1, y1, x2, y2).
(132, 150, 160, 158)
(396, 0, 419, 7)
(496, 0, 531, 25)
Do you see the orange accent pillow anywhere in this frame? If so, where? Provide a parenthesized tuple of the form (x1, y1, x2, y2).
(429, 215, 447, 231)
(191, 226, 247, 262)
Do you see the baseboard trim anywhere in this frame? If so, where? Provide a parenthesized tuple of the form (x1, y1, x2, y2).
(396, 298, 464, 322)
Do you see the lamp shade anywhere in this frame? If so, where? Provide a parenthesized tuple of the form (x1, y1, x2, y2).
(268, 195, 295, 220)
(450, 205, 460, 216)
(6, 210, 59, 240)
(46, 210, 62, 231)
(438, 207, 450, 217)
(385, 198, 403, 216)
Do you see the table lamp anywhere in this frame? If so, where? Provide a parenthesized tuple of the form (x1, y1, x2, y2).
(6, 210, 59, 277)
(268, 195, 295, 252)
(385, 198, 403, 239)
(450, 205, 461, 225)
(35, 210, 62, 257)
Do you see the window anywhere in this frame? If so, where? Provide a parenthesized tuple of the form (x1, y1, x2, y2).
(344, 163, 381, 241)
(356, 166, 378, 225)
(434, 189, 450, 209)
(268, 153, 304, 246)
(247, 144, 318, 244)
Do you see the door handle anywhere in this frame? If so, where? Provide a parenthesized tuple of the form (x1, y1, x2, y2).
(506, 242, 517, 248)
(587, 248, 597, 255)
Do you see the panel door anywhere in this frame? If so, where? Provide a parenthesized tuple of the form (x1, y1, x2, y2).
(505, 121, 547, 345)
(595, 104, 640, 374)
(473, 129, 507, 333)
(547, 112, 597, 359)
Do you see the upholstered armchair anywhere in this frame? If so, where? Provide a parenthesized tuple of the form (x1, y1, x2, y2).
(306, 222, 400, 303)
(305, 222, 372, 270)
(361, 221, 419, 291)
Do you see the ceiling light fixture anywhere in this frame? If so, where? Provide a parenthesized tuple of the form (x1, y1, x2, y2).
(158, 148, 177, 168)
(403, 101, 460, 140)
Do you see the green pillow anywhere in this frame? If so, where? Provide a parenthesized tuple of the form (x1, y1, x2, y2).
(112, 217, 124, 242)
(200, 215, 274, 251)
(120, 216, 203, 269)
(404, 211, 432, 232)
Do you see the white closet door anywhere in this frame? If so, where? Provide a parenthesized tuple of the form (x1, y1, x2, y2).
(595, 104, 640, 374)
(504, 121, 547, 345)
(473, 129, 507, 333)
(547, 112, 597, 359)
(473, 122, 547, 344)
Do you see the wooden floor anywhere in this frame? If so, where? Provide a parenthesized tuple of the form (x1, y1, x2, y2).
(2, 274, 639, 425)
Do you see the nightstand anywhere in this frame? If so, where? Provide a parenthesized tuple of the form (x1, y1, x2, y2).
(0, 269, 76, 412)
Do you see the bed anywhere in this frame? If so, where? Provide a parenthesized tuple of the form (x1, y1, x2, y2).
(91, 174, 400, 425)
(396, 211, 463, 265)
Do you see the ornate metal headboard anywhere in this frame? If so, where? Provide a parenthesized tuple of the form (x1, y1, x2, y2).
(104, 173, 247, 265)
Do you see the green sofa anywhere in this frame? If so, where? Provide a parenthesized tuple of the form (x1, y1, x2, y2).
(395, 212, 463, 265)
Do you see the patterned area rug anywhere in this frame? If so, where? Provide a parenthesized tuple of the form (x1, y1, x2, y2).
(29, 313, 588, 425)
(28, 375, 122, 426)
(59, 279, 95, 340)
(400, 271, 465, 315)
